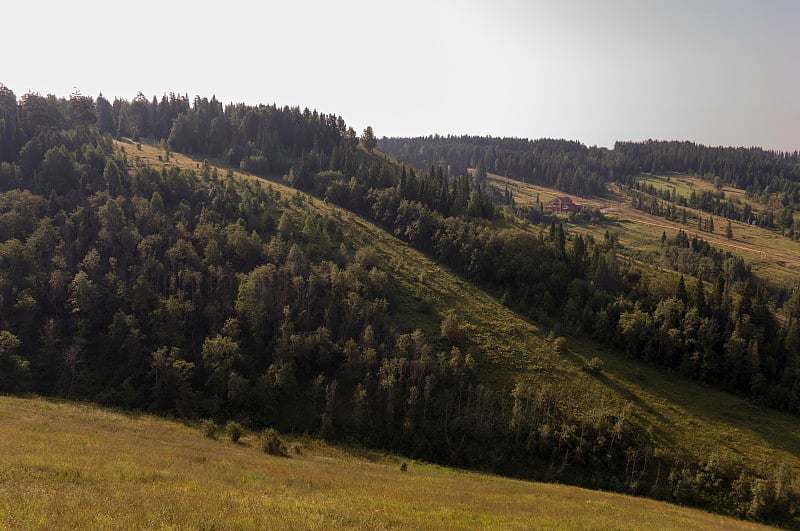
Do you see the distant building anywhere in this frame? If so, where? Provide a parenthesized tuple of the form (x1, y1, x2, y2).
(545, 196, 582, 214)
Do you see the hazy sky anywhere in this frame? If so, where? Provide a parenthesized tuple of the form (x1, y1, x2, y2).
(3, 0, 798, 150)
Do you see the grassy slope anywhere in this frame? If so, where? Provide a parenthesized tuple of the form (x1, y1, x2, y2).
(102, 142, 800, 521)
(0, 395, 768, 530)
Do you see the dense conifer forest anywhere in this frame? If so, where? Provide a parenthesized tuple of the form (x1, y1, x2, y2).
(377, 135, 616, 196)
(1, 84, 799, 524)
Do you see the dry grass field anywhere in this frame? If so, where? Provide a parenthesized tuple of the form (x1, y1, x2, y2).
(0, 396, 770, 530)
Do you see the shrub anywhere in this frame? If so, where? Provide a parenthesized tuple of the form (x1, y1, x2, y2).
(261, 428, 288, 456)
(200, 419, 216, 438)
(225, 421, 244, 443)
(552, 336, 568, 354)
(440, 310, 463, 345)
(583, 357, 605, 375)
(354, 247, 381, 270)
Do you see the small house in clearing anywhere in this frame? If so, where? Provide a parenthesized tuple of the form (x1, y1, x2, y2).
(545, 196, 582, 214)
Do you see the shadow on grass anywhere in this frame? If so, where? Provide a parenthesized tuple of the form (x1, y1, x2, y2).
(566, 337, 800, 464)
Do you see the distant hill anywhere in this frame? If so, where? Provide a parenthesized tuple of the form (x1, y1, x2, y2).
(377, 135, 615, 196)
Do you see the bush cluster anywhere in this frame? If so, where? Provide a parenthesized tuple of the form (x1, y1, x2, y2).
(261, 428, 288, 457)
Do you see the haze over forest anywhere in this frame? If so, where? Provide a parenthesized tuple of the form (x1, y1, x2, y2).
(4, 0, 799, 151)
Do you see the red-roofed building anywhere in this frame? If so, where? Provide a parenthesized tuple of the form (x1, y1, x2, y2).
(545, 196, 582, 214)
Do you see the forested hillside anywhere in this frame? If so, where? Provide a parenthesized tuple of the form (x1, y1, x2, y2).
(377, 133, 800, 410)
(0, 85, 644, 472)
(614, 140, 800, 193)
(377, 135, 618, 196)
(617, 140, 800, 234)
(378, 136, 800, 232)
(0, 84, 799, 525)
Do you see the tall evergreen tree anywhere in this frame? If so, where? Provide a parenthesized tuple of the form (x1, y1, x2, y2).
(360, 126, 377, 151)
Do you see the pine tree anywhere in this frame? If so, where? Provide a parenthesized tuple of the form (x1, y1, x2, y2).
(0, 84, 16, 117)
(96, 94, 116, 136)
(693, 277, 707, 316)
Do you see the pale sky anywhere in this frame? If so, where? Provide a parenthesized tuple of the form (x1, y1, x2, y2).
(3, 0, 798, 151)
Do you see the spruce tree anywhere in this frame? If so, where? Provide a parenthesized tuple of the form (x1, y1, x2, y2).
(676, 275, 688, 303)
(360, 126, 377, 151)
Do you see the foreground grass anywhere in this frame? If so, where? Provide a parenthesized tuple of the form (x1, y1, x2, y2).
(0, 396, 768, 530)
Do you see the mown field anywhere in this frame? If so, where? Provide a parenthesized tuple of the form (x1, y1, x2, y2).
(0, 395, 769, 530)
(635, 173, 750, 206)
